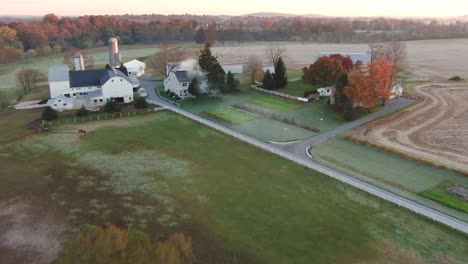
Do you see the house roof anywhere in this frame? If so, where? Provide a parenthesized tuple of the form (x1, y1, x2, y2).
(48, 64, 69, 82)
(124, 59, 145, 68)
(174, 71, 192, 83)
(317, 52, 372, 64)
(69, 68, 131, 88)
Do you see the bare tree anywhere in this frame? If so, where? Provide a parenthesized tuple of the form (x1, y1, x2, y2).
(147, 43, 187, 77)
(265, 44, 286, 66)
(16, 68, 45, 95)
(369, 41, 407, 71)
(243, 55, 264, 84)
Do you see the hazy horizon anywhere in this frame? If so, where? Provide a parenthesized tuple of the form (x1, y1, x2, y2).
(2, 0, 468, 18)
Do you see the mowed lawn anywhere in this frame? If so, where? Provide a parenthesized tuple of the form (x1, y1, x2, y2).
(313, 136, 468, 219)
(206, 107, 259, 124)
(249, 96, 300, 111)
(63, 112, 467, 263)
(277, 80, 318, 97)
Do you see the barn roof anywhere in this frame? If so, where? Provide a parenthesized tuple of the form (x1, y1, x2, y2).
(124, 59, 145, 68)
(317, 52, 372, 64)
(48, 64, 70, 82)
(174, 71, 192, 83)
(69, 68, 130, 88)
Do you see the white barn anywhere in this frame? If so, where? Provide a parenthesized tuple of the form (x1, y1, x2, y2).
(124, 59, 146, 77)
(164, 71, 208, 98)
(47, 64, 134, 110)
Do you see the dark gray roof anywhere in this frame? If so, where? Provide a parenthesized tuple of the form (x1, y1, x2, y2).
(174, 71, 191, 83)
(69, 68, 131, 88)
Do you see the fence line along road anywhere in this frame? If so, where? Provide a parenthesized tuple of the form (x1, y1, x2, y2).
(147, 99, 468, 234)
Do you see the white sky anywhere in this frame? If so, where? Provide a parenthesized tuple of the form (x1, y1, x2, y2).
(2, 0, 468, 17)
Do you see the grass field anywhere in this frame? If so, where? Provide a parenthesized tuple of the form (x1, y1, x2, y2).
(249, 96, 300, 111)
(0, 110, 467, 263)
(313, 136, 468, 219)
(206, 107, 259, 124)
(278, 80, 318, 97)
(420, 181, 468, 213)
(232, 118, 315, 142)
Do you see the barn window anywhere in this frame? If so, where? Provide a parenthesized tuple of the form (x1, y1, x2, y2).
(99, 99, 103, 102)
(94, 99, 97, 103)
(63, 103, 67, 106)
(53, 104, 57, 107)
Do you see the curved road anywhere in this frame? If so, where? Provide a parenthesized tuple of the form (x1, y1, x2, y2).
(141, 81, 468, 234)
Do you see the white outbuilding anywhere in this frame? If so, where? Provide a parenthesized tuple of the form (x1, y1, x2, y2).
(123, 59, 146, 77)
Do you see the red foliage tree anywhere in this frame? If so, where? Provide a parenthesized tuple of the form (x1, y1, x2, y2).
(344, 59, 394, 108)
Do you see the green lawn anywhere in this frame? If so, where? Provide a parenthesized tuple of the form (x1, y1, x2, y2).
(277, 80, 318, 97)
(206, 107, 259, 124)
(1, 110, 467, 263)
(313, 136, 468, 219)
(232, 118, 315, 142)
(249, 96, 300, 111)
(420, 181, 468, 213)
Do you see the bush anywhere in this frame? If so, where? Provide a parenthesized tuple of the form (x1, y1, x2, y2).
(449, 75, 463, 81)
(104, 98, 120, 113)
(42, 106, 58, 121)
(134, 96, 148, 109)
(75, 105, 89, 117)
(303, 89, 318, 98)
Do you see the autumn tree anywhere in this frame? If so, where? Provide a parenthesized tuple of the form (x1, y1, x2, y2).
(56, 225, 194, 264)
(243, 55, 264, 84)
(369, 41, 407, 71)
(303, 56, 344, 86)
(16, 68, 45, 95)
(147, 43, 187, 77)
(273, 57, 287, 89)
(344, 59, 395, 109)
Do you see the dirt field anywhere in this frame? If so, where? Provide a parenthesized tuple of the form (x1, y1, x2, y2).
(350, 83, 468, 174)
(212, 38, 468, 80)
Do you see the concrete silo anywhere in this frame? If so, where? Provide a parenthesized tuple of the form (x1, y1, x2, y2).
(108, 38, 121, 68)
(73, 52, 85, 71)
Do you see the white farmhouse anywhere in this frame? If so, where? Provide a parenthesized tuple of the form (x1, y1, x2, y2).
(164, 71, 208, 98)
(47, 64, 134, 110)
(390, 81, 404, 99)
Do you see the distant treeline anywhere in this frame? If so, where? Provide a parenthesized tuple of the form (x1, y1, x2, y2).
(1, 13, 468, 63)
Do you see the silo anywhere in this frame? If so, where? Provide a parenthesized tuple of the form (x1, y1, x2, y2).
(108, 37, 121, 67)
(73, 53, 85, 71)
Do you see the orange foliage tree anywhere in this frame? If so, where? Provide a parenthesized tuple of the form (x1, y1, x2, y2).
(344, 59, 394, 108)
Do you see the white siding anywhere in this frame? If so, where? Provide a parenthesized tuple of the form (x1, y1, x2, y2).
(101, 76, 134, 103)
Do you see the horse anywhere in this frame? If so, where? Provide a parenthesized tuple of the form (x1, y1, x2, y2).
(78, 129, 87, 136)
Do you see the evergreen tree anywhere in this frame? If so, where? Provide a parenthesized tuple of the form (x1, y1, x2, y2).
(334, 71, 349, 110)
(42, 106, 58, 121)
(104, 98, 119, 113)
(273, 57, 287, 89)
(188, 78, 200, 96)
(134, 96, 148, 109)
(262, 70, 275, 90)
(226, 71, 238, 91)
(198, 42, 226, 92)
(75, 105, 89, 117)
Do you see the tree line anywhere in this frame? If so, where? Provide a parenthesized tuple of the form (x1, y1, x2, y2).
(2, 14, 468, 64)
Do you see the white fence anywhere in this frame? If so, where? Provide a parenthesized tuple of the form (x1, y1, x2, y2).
(251, 85, 309, 103)
(150, 99, 468, 234)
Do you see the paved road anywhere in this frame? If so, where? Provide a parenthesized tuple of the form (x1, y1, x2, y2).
(141, 81, 468, 234)
(281, 97, 415, 158)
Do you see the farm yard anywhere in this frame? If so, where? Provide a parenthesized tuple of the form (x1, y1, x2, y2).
(0, 109, 467, 264)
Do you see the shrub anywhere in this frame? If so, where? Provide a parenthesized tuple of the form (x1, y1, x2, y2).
(449, 75, 463, 81)
(104, 98, 120, 113)
(75, 105, 89, 117)
(134, 96, 148, 109)
(303, 89, 318, 98)
(42, 106, 58, 121)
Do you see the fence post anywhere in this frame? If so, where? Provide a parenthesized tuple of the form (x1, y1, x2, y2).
(98, 115, 100, 121)
(128, 112, 130, 117)
(112, 114, 115, 119)
(82, 117, 84, 122)
(120, 113, 122, 118)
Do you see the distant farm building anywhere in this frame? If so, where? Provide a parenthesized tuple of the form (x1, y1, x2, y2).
(316, 52, 372, 65)
(47, 38, 141, 111)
